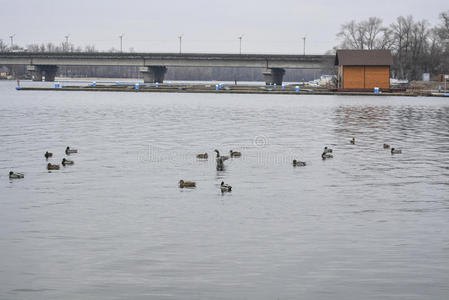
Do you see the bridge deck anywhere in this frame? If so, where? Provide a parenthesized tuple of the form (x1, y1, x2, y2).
(0, 52, 334, 69)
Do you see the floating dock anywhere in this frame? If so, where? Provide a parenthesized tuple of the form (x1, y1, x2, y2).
(15, 83, 442, 97)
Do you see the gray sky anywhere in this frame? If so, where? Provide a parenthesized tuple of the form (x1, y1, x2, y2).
(0, 0, 447, 54)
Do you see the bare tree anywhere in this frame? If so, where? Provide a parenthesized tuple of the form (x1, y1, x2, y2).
(337, 20, 365, 49)
(363, 17, 384, 49)
(440, 11, 449, 32)
(26, 44, 40, 52)
(84, 45, 97, 53)
(0, 39, 8, 52)
(337, 17, 389, 50)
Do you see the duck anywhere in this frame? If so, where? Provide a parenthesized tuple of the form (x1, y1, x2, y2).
(383, 143, 390, 149)
(62, 158, 74, 166)
(293, 160, 306, 167)
(44, 151, 53, 159)
(179, 180, 196, 188)
(229, 150, 242, 157)
(9, 171, 24, 179)
(391, 148, 402, 154)
(322, 152, 333, 159)
(214, 149, 229, 161)
(214, 149, 229, 171)
(65, 146, 78, 155)
(220, 181, 232, 192)
(196, 153, 208, 159)
(323, 146, 333, 153)
(47, 163, 60, 170)
(350, 137, 355, 144)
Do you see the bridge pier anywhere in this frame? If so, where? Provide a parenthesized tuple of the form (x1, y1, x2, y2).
(27, 65, 58, 82)
(140, 66, 167, 83)
(263, 68, 285, 85)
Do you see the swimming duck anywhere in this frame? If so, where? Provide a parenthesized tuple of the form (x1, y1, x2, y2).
(293, 160, 306, 167)
(214, 150, 229, 161)
(229, 150, 242, 157)
(323, 147, 333, 153)
(350, 137, 355, 144)
(65, 146, 78, 155)
(47, 163, 60, 170)
(9, 171, 24, 179)
(179, 180, 196, 188)
(391, 148, 402, 154)
(62, 158, 74, 166)
(44, 151, 53, 159)
(383, 144, 390, 149)
(220, 181, 232, 192)
(214, 150, 228, 171)
(196, 153, 208, 159)
(322, 152, 333, 159)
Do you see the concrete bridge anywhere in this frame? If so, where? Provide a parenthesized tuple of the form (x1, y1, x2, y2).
(0, 52, 334, 84)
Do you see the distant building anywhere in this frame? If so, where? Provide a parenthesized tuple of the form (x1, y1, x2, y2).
(335, 50, 393, 90)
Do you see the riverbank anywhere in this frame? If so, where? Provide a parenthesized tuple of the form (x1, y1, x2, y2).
(14, 83, 449, 97)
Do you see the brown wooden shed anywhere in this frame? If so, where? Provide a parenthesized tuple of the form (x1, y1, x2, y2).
(335, 50, 393, 90)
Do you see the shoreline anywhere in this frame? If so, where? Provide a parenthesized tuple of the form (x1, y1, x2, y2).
(14, 85, 449, 97)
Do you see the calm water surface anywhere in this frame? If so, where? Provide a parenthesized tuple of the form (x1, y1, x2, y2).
(1, 81, 448, 299)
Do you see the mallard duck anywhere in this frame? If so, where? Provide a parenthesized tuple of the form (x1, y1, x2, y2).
(293, 160, 306, 167)
(220, 181, 232, 192)
(322, 152, 333, 159)
(383, 144, 390, 149)
(179, 180, 196, 188)
(44, 151, 53, 159)
(350, 137, 355, 144)
(196, 153, 208, 159)
(62, 158, 74, 166)
(65, 146, 78, 155)
(229, 150, 242, 157)
(47, 163, 60, 170)
(9, 171, 24, 179)
(323, 147, 333, 153)
(391, 148, 402, 154)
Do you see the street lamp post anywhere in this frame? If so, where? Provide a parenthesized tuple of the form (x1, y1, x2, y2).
(64, 34, 70, 52)
(238, 35, 243, 55)
(9, 34, 15, 49)
(302, 36, 306, 55)
(178, 35, 183, 54)
(119, 34, 123, 53)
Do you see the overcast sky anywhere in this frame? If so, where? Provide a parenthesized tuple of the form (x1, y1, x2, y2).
(0, 0, 447, 54)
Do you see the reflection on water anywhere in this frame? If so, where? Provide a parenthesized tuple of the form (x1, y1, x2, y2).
(0, 81, 448, 300)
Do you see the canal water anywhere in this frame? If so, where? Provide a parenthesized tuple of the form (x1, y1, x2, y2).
(1, 80, 448, 299)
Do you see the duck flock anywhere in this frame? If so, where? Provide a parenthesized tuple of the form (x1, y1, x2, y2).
(179, 149, 238, 193)
(9, 146, 78, 179)
(178, 139, 401, 193)
(9, 139, 402, 193)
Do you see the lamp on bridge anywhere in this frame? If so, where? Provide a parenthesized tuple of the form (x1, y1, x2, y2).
(9, 34, 15, 49)
(119, 34, 124, 53)
(178, 34, 183, 54)
(64, 34, 70, 52)
(238, 35, 244, 55)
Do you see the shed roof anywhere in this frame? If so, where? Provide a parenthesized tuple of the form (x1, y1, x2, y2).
(335, 50, 393, 66)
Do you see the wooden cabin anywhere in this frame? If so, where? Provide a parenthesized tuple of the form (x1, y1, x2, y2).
(335, 50, 393, 90)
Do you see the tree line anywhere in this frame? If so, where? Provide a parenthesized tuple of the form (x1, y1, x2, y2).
(336, 11, 449, 80)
